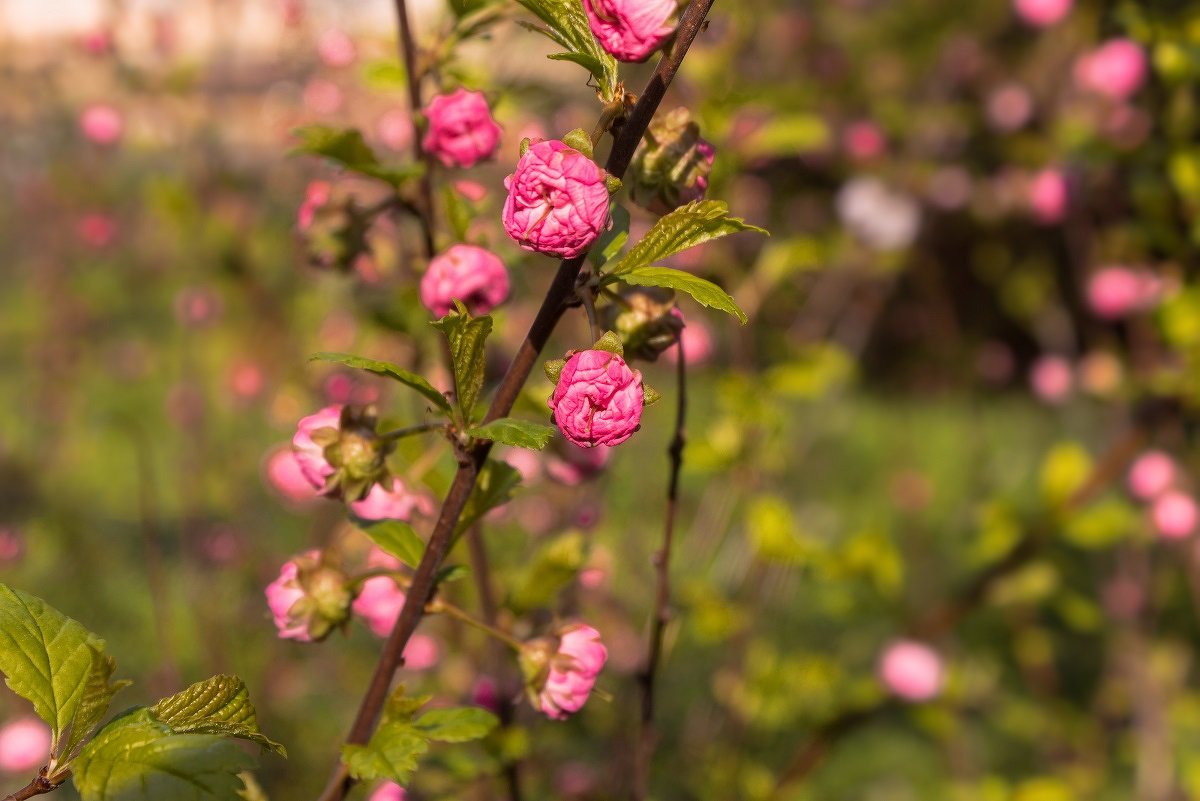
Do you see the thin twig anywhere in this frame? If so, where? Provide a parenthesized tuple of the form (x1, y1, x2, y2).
(315, 4, 717, 798)
(3, 770, 66, 801)
(380, 421, 442, 441)
(392, 0, 436, 258)
(634, 339, 687, 800)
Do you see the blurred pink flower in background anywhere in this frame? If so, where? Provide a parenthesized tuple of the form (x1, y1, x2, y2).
(403, 634, 440, 670)
(0, 717, 51, 773)
(316, 29, 357, 68)
(420, 244, 510, 318)
(80, 104, 123, 145)
(304, 79, 343, 115)
(1029, 355, 1073, 405)
(1086, 266, 1160, 319)
(1075, 39, 1147, 101)
(77, 213, 117, 248)
(1128, 450, 1176, 502)
(376, 109, 412, 152)
(421, 89, 503, 168)
(80, 28, 113, 56)
(0, 526, 23, 563)
(986, 83, 1033, 132)
(297, 181, 331, 231)
(265, 447, 320, 504)
(878, 639, 944, 701)
(227, 361, 265, 400)
(454, 180, 488, 202)
(1014, 0, 1072, 27)
(1028, 168, 1068, 225)
(472, 676, 500, 714)
(546, 443, 611, 485)
(1152, 491, 1198, 540)
(352, 575, 406, 637)
(174, 287, 222, 327)
(842, 120, 886, 162)
(350, 477, 433, 521)
(664, 314, 714, 366)
(367, 783, 407, 801)
(976, 340, 1015, 385)
(502, 448, 543, 484)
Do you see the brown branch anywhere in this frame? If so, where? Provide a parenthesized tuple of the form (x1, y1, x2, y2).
(3, 769, 67, 801)
(633, 340, 687, 800)
(315, 3, 716, 798)
(393, 0, 436, 258)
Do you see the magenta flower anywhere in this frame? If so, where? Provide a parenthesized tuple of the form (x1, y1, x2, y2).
(1128, 451, 1177, 502)
(549, 350, 644, 448)
(420, 244, 510, 318)
(352, 575, 407, 637)
(1075, 39, 1147, 101)
(80, 104, 123, 145)
(351, 476, 432, 521)
(536, 624, 608, 720)
(503, 139, 610, 259)
(1152, 491, 1198, 540)
(0, 717, 51, 773)
(421, 89, 502, 169)
(583, 0, 676, 62)
(878, 640, 944, 702)
(292, 404, 342, 491)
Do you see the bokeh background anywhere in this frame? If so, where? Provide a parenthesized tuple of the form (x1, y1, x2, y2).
(4, 0, 1200, 799)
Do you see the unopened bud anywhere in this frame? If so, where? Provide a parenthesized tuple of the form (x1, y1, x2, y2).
(628, 108, 715, 215)
(600, 287, 684, 362)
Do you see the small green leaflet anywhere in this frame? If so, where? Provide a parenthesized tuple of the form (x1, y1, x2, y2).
(290, 125, 424, 190)
(150, 675, 286, 756)
(57, 648, 132, 763)
(73, 709, 256, 801)
(455, 460, 523, 537)
(605, 200, 768, 278)
(310, 352, 452, 415)
(355, 519, 427, 568)
(513, 0, 618, 101)
(0, 582, 107, 752)
(619, 266, 748, 324)
(431, 306, 493, 424)
(413, 707, 499, 743)
(470, 418, 556, 450)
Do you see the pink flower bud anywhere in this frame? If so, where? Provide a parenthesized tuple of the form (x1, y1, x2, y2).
(878, 640, 944, 702)
(292, 404, 342, 490)
(1014, 0, 1072, 27)
(350, 477, 432, 521)
(533, 624, 608, 720)
(503, 139, 610, 259)
(317, 29, 357, 68)
(1087, 266, 1159, 319)
(583, 0, 676, 62)
(1075, 39, 1147, 101)
(352, 575, 407, 637)
(421, 89, 502, 169)
(1028, 169, 1068, 225)
(420, 245, 510, 318)
(80, 104, 123, 145)
(265, 552, 316, 641)
(1152, 491, 1198, 540)
(549, 350, 644, 448)
(1029, 356, 1073, 405)
(0, 717, 51, 773)
(1128, 450, 1176, 501)
(266, 551, 352, 641)
(368, 783, 407, 801)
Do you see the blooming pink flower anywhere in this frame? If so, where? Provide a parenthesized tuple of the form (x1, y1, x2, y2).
(1014, 0, 1072, 27)
(351, 477, 433, 521)
(420, 245, 510, 318)
(1152, 491, 1198, 540)
(583, 0, 676, 62)
(77, 213, 117, 248)
(1128, 451, 1176, 502)
(1075, 39, 1147, 101)
(1029, 356, 1073, 405)
(265, 552, 319, 641)
(537, 624, 608, 719)
(421, 89, 502, 169)
(503, 139, 610, 259)
(878, 640, 944, 702)
(376, 109, 412, 152)
(297, 180, 332, 231)
(292, 405, 342, 491)
(1028, 169, 1068, 225)
(843, 121, 886, 161)
(368, 783, 407, 801)
(549, 350, 644, 448)
(80, 104, 123, 145)
(265, 448, 320, 504)
(0, 717, 51, 773)
(352, 576, 407, 637)
(317, 29, 357, 68)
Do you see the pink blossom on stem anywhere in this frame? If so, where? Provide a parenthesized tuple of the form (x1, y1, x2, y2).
(878, 639, 944, 702)
(583, 0, 676, 62)
(536, 624, 608, 720)
(292, 404, 342, 490)
(549, 350, 644, 448)
(80, 104, 123, 145)
(1029, 355, 1073, 405)
(421, 89, 503, 169)
(420, 244, 510, 318)
(503, 139, 610, 259)
(1075, 39, 1147, 101)
(0, 717, 51, 773)
(1152, 491, 1198, 540)
(1014, 0, 1072, 27)
(1128, 450, 1176, 502)
(351, 477, 433, 521)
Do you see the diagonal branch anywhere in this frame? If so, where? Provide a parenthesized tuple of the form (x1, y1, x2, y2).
(316, 2, 717, 798)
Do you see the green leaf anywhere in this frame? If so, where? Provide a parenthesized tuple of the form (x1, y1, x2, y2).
(606, 201, 768, 278)
(513, 0, 618, 101)
(310, 353, 452, 415)
(544, 358, 566, 384)
(0, 583, 105, 751)
(619, 267, 748, 324)
(73, 709, 256, 801)
(455, 460, 522, 537)
(561, 128, 593, 159)
(290, 125, 424, 190)
(150, 675, 286, 756)
(443, 184, 473, 242)
(356, 519, 427, 568)
(341, 721, 428, 784)
(589, 204, 630, 269)
(508, 532, 587, 613)
(431, 308, 494, 423)
(58, 648, 132, 763)
(413, 707, 499, 743)
(470, 418, 555, 450)
(591, 330, 624, 355)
